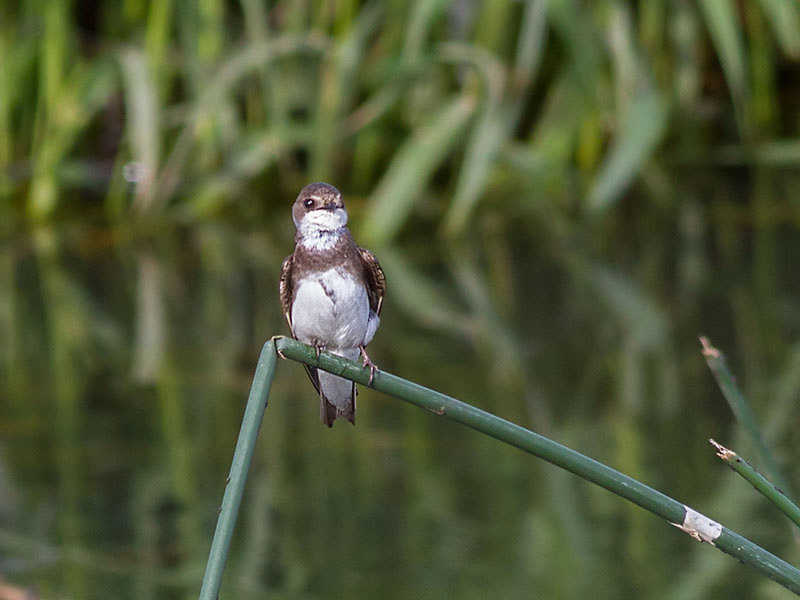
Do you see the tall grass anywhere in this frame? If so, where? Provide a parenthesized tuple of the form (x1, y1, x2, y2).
(1, 1, 798, 227)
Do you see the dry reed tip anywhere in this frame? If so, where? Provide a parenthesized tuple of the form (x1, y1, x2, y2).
(709, 438, 736, 461)
(699, 335, 720, 358)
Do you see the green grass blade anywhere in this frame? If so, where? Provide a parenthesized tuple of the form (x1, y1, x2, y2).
(359, 94, 476, 246)
(131, 252, 166, 382)
(697, 0, 750, 135)
(238, 0, 287, 132)
(756, 0, 800, 58)
(546, 0, 602, 96)
(767, 342, 800, 436)
(29, 59, 116, 220)
(28, 0, 70, 219)
(437, 43, 506, 237)
(375, 247, 474, 337)
(571, 259, 669, 349)
(672, 0, 702, 109)
(710, 439, 800, 530)
(118, 48, 160, 213)
(402, 0, 451, 63)
(310, 3, 383, 181)
(586, 90, 668, 216)
(473, 0, 513, 52)
(144, 0, 173, 86)
(514, 0, 548, 79)
(151, 35, 327, 210)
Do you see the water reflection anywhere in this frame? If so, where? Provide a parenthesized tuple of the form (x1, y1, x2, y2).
(1, 212, 798, 599)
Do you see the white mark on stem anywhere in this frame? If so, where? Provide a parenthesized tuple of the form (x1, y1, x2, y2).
(672, 506, 722, 545)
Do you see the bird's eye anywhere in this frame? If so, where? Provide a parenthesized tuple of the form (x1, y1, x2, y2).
(303, 198, 314, 208)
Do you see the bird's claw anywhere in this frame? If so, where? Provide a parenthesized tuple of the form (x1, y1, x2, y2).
(359, 346, 378, 387)
(312, 340, 326, 362)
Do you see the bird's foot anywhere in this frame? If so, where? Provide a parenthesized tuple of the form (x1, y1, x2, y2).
(359, 346, 378, 387)
(312, 340, 327, 361)
(272, 335, 288, 360)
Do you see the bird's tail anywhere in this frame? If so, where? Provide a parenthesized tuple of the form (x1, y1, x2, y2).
(319, 370, 356, 427)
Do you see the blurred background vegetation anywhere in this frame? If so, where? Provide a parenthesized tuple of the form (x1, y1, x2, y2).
(2, 0, 800, 598)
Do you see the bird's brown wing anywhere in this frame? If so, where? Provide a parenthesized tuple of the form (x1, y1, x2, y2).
(358, 247, 386, 316)
(279, 254, 295, 332)
(279, 253, 321, 394)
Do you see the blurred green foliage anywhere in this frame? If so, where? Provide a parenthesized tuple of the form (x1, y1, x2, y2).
(1, 0, 798, 228)
(2, 1, 800, 599)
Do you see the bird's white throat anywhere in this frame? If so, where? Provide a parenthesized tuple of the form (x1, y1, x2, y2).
(297, 208, 348, 250)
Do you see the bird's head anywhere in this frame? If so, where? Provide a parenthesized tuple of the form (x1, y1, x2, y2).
(292, 182, 348, 236)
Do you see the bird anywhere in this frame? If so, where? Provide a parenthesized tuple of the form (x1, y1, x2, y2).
(279, 182, 386, 427)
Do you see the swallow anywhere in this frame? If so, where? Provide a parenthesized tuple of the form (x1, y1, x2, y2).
(279, 182, 385, 426)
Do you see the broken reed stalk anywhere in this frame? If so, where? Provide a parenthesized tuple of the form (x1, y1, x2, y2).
(699, 336, 793, 500)
(710, 439, 800, 530)
(198, 337, 800, 598)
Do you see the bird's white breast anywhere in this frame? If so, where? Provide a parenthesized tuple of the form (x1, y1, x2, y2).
(291, 267, 370, 351)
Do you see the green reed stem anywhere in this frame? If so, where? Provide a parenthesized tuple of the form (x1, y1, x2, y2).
(200, 336, 800, 597)
(710, 439, 800, 530)
(700, 336, 794, 501)
(198, 339, 277, 600)
(273, 336, 800, 595)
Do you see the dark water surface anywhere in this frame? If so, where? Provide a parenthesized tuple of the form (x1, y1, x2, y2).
(1, 206, 799, 599)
